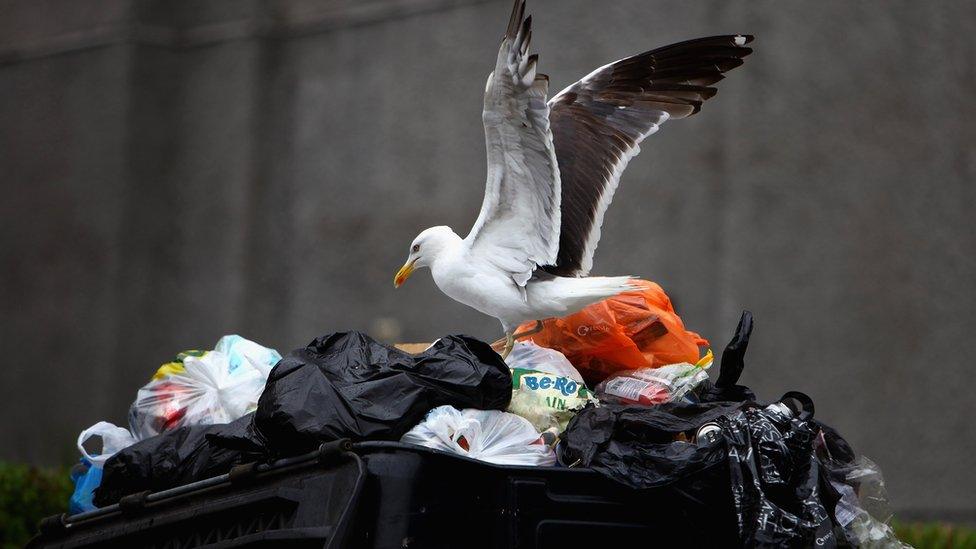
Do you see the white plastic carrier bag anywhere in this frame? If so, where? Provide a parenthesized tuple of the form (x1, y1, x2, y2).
(401, 405, 556, 466)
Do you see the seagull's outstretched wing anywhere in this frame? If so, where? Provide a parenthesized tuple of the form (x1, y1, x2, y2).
(465, 0, 560, 289)
(542, 35, 754, 277)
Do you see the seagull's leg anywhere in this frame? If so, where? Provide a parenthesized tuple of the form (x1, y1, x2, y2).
(501, 330, 515, 359)
(491, 321, 544, 356)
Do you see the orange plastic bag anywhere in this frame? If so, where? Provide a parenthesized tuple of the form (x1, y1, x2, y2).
(516, 279, 708, 385)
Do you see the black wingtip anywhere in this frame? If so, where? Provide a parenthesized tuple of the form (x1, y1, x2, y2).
(506, 0, 526, 39)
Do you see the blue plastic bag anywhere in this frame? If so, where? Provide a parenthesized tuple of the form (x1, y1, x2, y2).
(69, 458, 102, 514)
(69, 422, 135, 513)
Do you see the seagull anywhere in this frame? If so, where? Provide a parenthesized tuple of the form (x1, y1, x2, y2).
(394, 0, 753, 358)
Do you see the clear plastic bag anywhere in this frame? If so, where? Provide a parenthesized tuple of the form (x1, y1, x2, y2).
(401, 405, 556, 466)
(77, 421, 136, 466)
(506, 342, 594, 432)
(831, 457, 911, 548)
(506, 341, 585, 382)
(594, 352, 713, 406)
(214, 334, 282, 377)
(129, 350, 266, 440)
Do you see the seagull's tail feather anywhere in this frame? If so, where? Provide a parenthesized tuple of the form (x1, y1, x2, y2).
(544, 275, 638, 316)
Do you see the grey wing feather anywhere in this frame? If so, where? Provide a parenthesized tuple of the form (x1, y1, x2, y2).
(544, 34, 754, 277)
(466, 0, 561, 289)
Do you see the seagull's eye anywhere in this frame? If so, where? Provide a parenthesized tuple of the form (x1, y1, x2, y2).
(412, 244, 420, 253)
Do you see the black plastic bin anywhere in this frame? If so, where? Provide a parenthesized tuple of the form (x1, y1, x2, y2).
(30, 441, 737, 548)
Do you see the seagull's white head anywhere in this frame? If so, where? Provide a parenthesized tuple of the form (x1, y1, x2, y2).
(394, 226, 461, 288)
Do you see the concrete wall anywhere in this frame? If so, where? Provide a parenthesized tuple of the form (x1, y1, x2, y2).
(1, 0, 973, 522)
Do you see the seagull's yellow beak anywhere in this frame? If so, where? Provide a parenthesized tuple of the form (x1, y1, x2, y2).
(394, 259, 416, 288)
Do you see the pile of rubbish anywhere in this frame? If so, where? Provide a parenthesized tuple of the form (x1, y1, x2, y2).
(70, 280, 906, 547)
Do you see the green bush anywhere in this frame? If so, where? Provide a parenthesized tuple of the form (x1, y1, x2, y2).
(0, 462, 72, 549)
(895, 522, 976, 549)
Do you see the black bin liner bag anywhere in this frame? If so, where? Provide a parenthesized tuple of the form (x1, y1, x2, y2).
(720, 405, 836, 547)
(254, 332, 511, 455)
(97, 332, 511, 505)
(94, 415, 258, 506)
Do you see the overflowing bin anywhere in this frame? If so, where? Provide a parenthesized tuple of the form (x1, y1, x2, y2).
(33, 282, 907, 548)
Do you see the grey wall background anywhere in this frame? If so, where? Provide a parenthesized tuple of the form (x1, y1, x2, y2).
(1, 0, 973, 522)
